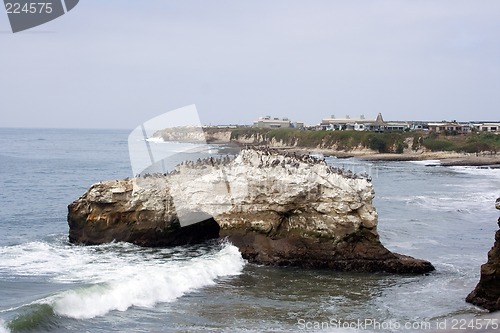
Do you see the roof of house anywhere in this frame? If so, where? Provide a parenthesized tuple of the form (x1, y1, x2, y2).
(372, 113, 386, 125)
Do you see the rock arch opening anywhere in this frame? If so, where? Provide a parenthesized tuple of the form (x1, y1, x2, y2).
(165, 217, 221, 246)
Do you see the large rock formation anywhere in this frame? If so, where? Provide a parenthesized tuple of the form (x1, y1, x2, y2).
(466, 198, 500, 312)
(68, 149, 434, 273)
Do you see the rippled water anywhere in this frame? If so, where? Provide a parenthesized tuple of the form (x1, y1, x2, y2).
(0, 128, 499, 332)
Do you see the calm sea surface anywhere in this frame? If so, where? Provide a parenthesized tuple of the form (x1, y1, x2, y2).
(0, 128, 499, 332)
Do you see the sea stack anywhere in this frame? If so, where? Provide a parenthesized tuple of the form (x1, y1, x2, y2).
(466, 198, 500, 312)
(68, 149, 434, 274)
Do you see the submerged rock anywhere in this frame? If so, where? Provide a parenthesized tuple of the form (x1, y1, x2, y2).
(68, 149, 434, 273)
(466, 198, 500, 312)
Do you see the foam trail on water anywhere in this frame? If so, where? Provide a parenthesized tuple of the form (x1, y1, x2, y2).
(449, 165, 500, 179)
(408, 159, 441, 166)
(145, 137, 165, 143)
(51, 243, 244, 319)
(0, 239, 150, 282)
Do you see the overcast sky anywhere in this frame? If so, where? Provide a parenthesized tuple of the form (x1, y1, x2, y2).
(1, 1, 499, 129)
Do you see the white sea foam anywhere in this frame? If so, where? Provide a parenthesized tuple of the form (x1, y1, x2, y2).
(0, 240, 139, 282)
(408, 159, 441, 166)
(449, 166, 500, 206)
(310, 153, 324, 159)
(0, 320, 9, 333)
(50, 243, 244, 319)
(0, 239, 245, 319)
(379, 195, 452, 210)
(449, 165, 500, 179)
(379, 187, 497, 212)
(145, 137, 165, 143)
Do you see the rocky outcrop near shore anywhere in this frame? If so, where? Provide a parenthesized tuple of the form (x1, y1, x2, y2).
(466, 198, 500, 312)
(68, 149, 434, 273)
(152, 127, 231, 143)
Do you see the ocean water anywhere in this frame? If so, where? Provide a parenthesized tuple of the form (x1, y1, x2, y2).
(0, 128, 499, 333)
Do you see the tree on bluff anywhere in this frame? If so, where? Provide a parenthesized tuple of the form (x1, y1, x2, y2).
(369, 136, 387, 153)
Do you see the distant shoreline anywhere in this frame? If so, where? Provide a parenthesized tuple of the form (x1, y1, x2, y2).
(211, 143, 500, 167)
(154, 127, 500, 167)
(269, 146, 500, 167)
(213, 143, 499, 167)
(209, 128, 500, 167)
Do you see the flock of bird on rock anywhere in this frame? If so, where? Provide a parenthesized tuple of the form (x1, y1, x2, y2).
(136, 146, 372, 182)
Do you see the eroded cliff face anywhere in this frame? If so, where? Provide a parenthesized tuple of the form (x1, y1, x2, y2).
(68, 149, 434, 273)
(466, 199, 500, 312)
(67, 179, 220, 247)
(152, 127, 232, 143)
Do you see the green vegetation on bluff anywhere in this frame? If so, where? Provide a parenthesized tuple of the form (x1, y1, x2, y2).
(422, 132, 500, 153)
(229, 128, 500, 154)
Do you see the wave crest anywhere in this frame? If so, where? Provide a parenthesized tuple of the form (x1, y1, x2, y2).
(0, 320, 9, 333)
(51, 243, 244, 319)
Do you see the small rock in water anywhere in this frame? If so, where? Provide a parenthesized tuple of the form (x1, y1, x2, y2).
(466, 197, 500, 311)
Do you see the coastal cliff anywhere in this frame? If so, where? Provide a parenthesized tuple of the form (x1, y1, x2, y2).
(466, 198, 500, 312)
(152, 127, 500, 164)
(68, 149, 434, 273)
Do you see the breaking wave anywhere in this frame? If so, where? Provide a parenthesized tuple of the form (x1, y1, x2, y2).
(0, 240, 245, 329)
(51, 243, 244, 319)
(0, 320, 9, 333)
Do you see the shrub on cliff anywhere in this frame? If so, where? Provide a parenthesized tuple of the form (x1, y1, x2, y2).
(395, 142, 405, 154)
(464, 133, 499, 153)
(422, 139, 457, 152)
(368, 136, 388, 153)
(421, 133, 500, 153)
(230, 128, 269, 140)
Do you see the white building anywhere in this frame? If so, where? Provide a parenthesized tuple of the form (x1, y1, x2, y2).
(428, 122, 471, 134)
(253, 116, 291, 129)
(478, 123, 500, 132)
(321, 113, 409, 132)
(320, 115, 375, 131)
